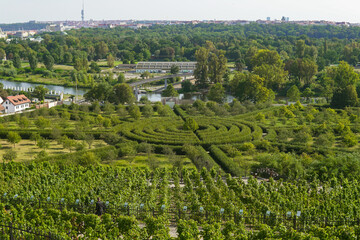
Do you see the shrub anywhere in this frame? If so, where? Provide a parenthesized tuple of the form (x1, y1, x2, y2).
(210, 145, 241, 176)
(183, 118, 199, 131)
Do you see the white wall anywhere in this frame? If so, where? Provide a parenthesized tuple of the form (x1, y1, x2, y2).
(2, 100, 29, 113)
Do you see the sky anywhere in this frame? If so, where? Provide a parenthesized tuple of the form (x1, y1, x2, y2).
(0, 0, 360, 23)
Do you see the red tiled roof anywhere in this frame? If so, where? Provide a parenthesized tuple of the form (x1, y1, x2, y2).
(6, 95, 31, 106)
(0, 105, 4, 111)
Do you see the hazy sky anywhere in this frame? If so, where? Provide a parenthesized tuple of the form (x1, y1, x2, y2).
(1, 0, 360, 23)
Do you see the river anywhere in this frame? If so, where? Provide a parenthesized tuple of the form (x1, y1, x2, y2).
(0, 79, 88, 96)
(0, 79, 235, 103)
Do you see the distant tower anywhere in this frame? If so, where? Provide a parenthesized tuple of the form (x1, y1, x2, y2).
(81, 0, 85, 22)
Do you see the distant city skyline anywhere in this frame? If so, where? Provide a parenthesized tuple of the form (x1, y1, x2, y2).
(1, 0, 360, 24)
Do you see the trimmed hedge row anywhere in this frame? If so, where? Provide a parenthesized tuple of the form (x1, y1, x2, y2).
(209, 145, 241, 177)
(173, 105, 189, 119)
(119, 118, 200, 145)
(270, 142, 353, 155)
(0, 128, 106, 140)
(233, 106, 278, 120)
(195, 117, 263, 144)
(151, 144, 185, 155)
(183, 145, 222, 172)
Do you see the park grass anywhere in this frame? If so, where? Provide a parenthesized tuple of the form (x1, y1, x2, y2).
(227, 62, 235, 68)
(0, 139, 106, 162)
(3, 74, 68, 86)
(52, 65, 75, 71)
(109, 154, 196, 169)
(21, 62, 30, 68)
(97, 61, 123, 68)
(20, 62, 74, 71)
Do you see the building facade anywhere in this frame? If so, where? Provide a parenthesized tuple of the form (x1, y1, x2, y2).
(2, 95, 31, 114)
(135, 62, 196, 73)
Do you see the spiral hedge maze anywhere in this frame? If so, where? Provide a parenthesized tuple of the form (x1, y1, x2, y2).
(119, 117, 264, 146)
(118, 110, 270, 176)
(117, 103, 360, 181)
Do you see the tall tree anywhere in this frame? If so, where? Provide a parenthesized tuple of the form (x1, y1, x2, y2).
(251, 50, 288, 91)
(107, 54, 115, 68)
(208, 51, 227, 84)
(12, 53, 21, 68)
(285, 58, 318, 86)
(113, 83, 136, 104)
(162, 84, 179, 97)
(331, 85, 359, 108)
(327, 61, 360, 108)
(43, 54, 54, 71)
(251, 49, 283, 68)
(287, 85, 301, 102)
(28, 53, 38, 70)
(0, 49, 5, 62)
(128, 104, 141, 120)
(33, 85, 48, 101)
(84, 82, 113, 102)
(194, 47, 210, 89)
(170, 65, 180, 74)
(117, 73, 126, 83)
(7, 131, 21, 147)
(207, 83, 225, 103)
(231, 72, 273, 103)
(296, 40, 306, 58)
(95, 41, 109, 60)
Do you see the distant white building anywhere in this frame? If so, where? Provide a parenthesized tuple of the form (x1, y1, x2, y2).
(0, 28, 7, 39)
(2, 95, 31, 114)
(28, 36, 43, 43)
(14, 31, 29, 39)
(135, 62, 196, 73)
(46, 24, 65, 32)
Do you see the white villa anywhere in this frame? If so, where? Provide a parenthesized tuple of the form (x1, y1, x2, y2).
(2, 95, 31, 114)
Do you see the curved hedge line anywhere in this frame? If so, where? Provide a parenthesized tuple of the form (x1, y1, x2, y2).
(183, 145, 222, 172)
(119, 118, 200, 145)
(0, 128, 106, 140)
(209, 145, 242, 176)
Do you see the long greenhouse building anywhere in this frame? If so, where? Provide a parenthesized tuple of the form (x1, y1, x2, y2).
(135, 62, 196, 73)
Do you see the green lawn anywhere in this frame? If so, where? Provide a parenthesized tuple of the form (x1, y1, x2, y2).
(108, 154, 196, 169)
(0, 139, 106, 162)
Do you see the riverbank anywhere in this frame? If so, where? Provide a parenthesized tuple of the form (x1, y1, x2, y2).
(0, 75, 92, 89)
(0, 79, 88, 96)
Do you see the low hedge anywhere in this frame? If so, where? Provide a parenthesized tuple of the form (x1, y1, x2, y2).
(0, 129, 106, 140)
(209, 145, 241, 177)
(183, 145, 222, 172)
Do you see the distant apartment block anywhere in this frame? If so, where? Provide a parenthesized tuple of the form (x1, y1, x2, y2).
(135, 62, 196, 73)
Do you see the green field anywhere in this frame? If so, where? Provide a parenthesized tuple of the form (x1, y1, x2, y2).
(0, 139, 106, 162)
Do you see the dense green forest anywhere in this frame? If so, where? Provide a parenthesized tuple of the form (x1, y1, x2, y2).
(3, 23, 360, 64)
